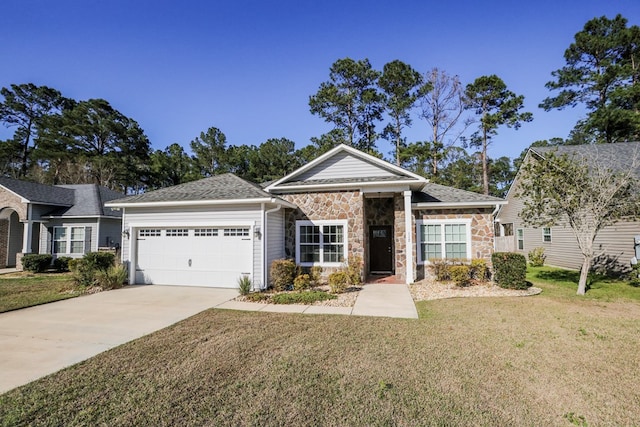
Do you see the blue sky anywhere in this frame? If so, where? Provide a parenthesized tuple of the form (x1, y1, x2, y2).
(2, 0, 639, 161)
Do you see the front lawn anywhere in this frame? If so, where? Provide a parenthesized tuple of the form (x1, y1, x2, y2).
(0, 273, 81, 313)
(2, 287, 639, 425)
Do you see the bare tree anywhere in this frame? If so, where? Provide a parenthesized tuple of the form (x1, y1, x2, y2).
(418, 68, 471, 175)
(517, 144, 640, 295)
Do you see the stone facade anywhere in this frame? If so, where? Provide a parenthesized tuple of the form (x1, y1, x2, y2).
(414, 208, 495, 280)
(281, 191, 365, 276)
(0, 219, 7, 268)
(0, 191, 27, 269)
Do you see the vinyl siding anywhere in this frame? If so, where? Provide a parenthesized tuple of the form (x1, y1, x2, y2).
(40, 218, 99, 258)
(121, 204, 263, 285)
(265, 208, 285, 287)
(296, 151, 398, 181)
(98, 218, 122, 248)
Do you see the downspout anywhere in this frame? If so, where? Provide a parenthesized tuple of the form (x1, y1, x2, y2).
(263, 202, 283, 290)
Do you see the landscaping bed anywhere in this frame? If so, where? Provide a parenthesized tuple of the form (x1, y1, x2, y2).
(236, 284, 362, 307)
(410, 278, 541, 301)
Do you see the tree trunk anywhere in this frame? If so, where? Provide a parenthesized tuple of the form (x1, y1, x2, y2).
(577, 256, 591, 295)
(482, 129, 489, 195)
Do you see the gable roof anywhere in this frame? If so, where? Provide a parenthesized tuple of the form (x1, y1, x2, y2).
(530, 142, 640, 178)
(44, 185, 123, 218)
(265, 144, 428, 192)
(106, 173, 295, 208)
(413, 182, 505, 208)
(0, 177, 75, 206)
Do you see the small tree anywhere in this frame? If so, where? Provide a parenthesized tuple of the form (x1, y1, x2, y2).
(517, 146, 640, 295)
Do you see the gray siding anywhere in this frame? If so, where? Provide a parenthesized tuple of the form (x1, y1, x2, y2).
(265, 208, 285, 287)
(98, 218, 122, 248)
(122, 204, 263, 285)
(39, 218, 100, 258)
(296, 151, 398, 181)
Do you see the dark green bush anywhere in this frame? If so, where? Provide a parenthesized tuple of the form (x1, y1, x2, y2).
(71, 259, 96, 287)
(270, 259, 297, 291)
(83, 252, 115, 271)
(469, 259, 489, 282)
(68, 258, 81, 272)
(21, 254, 52, 273)
(271, 291, 336, 305)
(450, 265, 471, 287)
(53, 256, 73, 272)
(71, 252, 116, 288)
(492, 252, 528, 289)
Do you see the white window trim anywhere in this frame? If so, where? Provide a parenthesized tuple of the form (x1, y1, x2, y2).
(53, 226, 86, 255)
(295, 220, 348, 267)
(517, 228, 524, 250)
(542, 227, 552, 243)
(416, 218, 472, 264)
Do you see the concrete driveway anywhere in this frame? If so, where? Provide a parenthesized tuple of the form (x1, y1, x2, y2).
(0, 285, 238, 394)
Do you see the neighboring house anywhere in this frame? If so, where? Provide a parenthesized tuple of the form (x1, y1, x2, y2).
(106, 144, 505, 288)
(496, 142, 640, 272)
(0, 178, 123, 269)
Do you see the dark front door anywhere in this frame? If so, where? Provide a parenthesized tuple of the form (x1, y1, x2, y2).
(369, 225, 393, 273)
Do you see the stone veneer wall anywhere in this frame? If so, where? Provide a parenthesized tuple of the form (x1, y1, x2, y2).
(394, 194, 409, 282)
(0, 219, 7, 268)
(280, 191, 364, 276)
(414, 208, 495, 280)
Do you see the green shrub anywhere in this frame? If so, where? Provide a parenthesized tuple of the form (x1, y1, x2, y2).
(237, 275, 252, 295)
(293, 274, 311, 291)
(68, 258, 81, 272)
(270, 259, 296, 291)
(83, 252, 115, 271)
(492, 252, 528, 290)
(469, 258, 488, 282)
(244, 292, 271, 302)
(53, 256, 73, 272)
(271, 290, 336, 305)
(450, 265, 472, 287)
(429, 259, 451, 281)
(72, 259, 96, 287)
(328, 271, 350, 294)
(528, 247, 547, 267)
(21, 254, 52, 273)
(95, 265, 127, 290)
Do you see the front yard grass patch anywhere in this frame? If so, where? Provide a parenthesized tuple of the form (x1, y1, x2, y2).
(2, 292, 640, 426)
(0, 273, 81, 313)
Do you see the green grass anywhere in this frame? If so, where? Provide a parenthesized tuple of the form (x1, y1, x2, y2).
(2, 284, 640, 426)
(527, 265, 640, 301)
(0, 273, 82, 313)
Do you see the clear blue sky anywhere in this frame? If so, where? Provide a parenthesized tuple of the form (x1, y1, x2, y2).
(2, 0, 639, 161)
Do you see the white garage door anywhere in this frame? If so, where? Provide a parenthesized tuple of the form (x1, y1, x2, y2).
(134, 227, 253, 287)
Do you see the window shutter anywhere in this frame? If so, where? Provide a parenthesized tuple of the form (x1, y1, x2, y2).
(84, 226, 92, 253)
(47, 227, 53, 254)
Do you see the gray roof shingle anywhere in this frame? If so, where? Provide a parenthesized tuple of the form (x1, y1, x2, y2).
(46, 185, 123, 217)
(413, 182, 504, 204)
(276, 176, 416, 187)
(531, 142, 640, 178)
(108, 173, 275, 204)
(0, 177, 75, 205)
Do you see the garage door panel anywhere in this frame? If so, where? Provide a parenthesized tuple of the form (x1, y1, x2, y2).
(135, 227, 253, 288)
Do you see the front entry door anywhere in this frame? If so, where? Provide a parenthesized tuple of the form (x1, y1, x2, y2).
(369, 225, 393, 273)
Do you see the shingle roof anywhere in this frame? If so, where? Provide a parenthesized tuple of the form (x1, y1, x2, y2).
(108, 173, 275, 204)
(276, 175, 417, 187)
(46, 185, 123, 217)
(0, 177, 75, 205)
(413, 182, 504, 204)
(531, 142, 640, 178)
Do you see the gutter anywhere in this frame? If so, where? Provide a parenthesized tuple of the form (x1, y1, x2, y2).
(412, 201, 507, 209)
(105, 197, 296, 209)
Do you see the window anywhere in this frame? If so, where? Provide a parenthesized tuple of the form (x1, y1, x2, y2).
(224, 228, 250, 237)
(416, 220, 471, 263)
(517, 228, 524, 250)
(296, 221, 347, 266)
(139, 229, 161, 237)
(53, 226, 86, 254)
(502, 223, 514, 236)
(542, 227, 552, 243)
(194, 228, 218, 237)
(166, 229, 189, 237)
(53, 227, 67, 254)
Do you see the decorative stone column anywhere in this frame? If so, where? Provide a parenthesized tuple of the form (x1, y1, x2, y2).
(403, 190, 414, 284)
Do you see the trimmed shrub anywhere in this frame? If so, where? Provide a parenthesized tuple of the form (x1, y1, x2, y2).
(293, 274, 311, 291)
(53, 256, 73, 272)
(528, 247, 547, 267)
(270, 259, 296, 291)
(328, 271, 350, 294)
(271, 290, 336, 305)
(469, 258, 489, 282)
(450, 265, 472, 287)
(21, 254, 52, 273)
(72, 259, 96, 287)
(492, 252, 528, 289)
(68, 258, 82, 272)
(83, 252, 115, 271)
(237, 275, 252, 295)
(95, 265, 127, 290)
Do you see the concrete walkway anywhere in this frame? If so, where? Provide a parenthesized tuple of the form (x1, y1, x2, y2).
(0, 283, 417, 394)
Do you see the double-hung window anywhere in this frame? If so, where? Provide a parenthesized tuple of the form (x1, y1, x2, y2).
(53, 226, 86, 254)
(416, 219, 471, 263)
(296, 220, 347, 266)
(542, 227, 552, 243)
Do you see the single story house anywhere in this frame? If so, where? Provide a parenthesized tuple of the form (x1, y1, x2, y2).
(0, 178, 123, 268)
(106, 144, 505, 288)
(495, 142, 640, 272)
